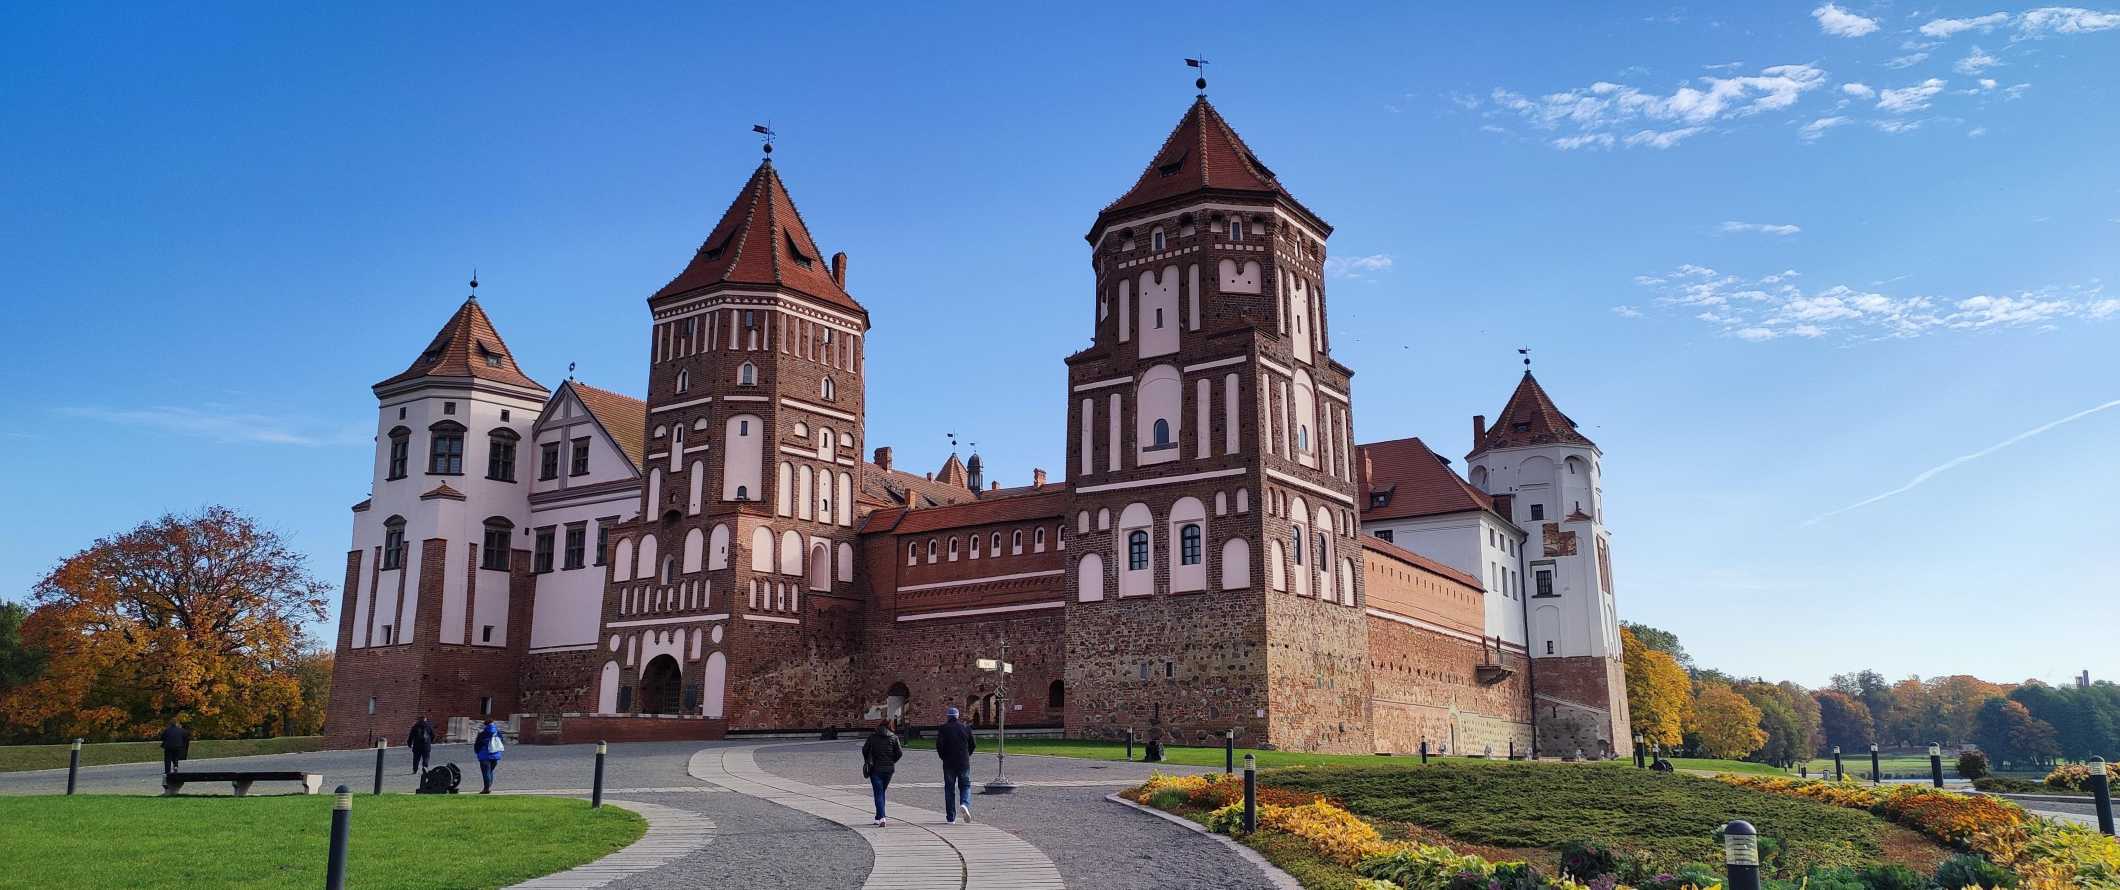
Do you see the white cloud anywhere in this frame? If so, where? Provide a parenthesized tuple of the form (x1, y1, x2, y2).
(1630, 266, 2114, 342)
(1813, 3, 1882, 36)
(1624, 126, 1708, 149)
(1955, 45, 2002, 73)
(1720, 221, 1804, 235)
(1800, 116, 1852, 140)
(1871, 118, 1926, 133)
(2015, 6, 2120, 36)
(1841, 82, 1876, 98)
(1884, 51, 1932, 68)
(1611, 305, 1645, 318)
(2004, 82, 2032, 99)
(1489, 64, 1829, 150)
(1878, 78, 1947, 113)
(62, 405, 366, 447)
(1919, 11, 2010, 36)
(1804, 397, 2120, 525)
(1553, 133, 1616, 150)
(1968, 126, 1989, 137)
(1325, 254, 1394, 279)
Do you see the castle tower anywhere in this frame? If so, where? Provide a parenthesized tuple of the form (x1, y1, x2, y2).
(1465, 370, 1630, 757)
(325, 286, 549, 746)
(590, 157, 870, 728)
(1063, 97, 1369, 753)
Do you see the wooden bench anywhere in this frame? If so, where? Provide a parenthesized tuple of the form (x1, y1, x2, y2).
(163, 770, 323, 797)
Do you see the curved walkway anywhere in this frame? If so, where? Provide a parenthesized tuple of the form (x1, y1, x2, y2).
(505, 798, 718, 889)
(690, 744, 1064, 890)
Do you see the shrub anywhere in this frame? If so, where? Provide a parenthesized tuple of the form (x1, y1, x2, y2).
(1356, 845, 1492, 890)
(1856, 863, 1927, 890)
(1146, 788, 1191, 811)
(2042, 762, 2119, 793)
(1934, 854, 2017, 890)
(1559, 840, 1620, 881)
(1632, 863, 1723, 890)
(1957, 752, 1990, 780)
(1971, 777, 2042, 794)
(1798, 865, 1868, 890)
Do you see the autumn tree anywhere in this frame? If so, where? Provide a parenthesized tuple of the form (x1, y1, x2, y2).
(1622, 622, 1694, 671)
(1693, 683, 1768, 759)
(1814, 690, 1875, 754)
(1975, 697, 2061, 768)
(1, 507, 330, 741)
(1624, 627, 1692, 747)
(0, 603, 47, 743)
(1738, 682, 1809, 766)
(283, 649, 334, 737)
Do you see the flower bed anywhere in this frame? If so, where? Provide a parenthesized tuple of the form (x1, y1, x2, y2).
(2043, 764, 2119, 794)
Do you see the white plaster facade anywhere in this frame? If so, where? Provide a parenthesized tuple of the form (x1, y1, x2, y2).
(1469, 443, 1619, 662)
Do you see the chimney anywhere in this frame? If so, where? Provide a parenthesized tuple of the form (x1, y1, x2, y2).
(873, 446, 892, 472)
(1032, 468, 1047, 488)
(830, 252, 848, 286)
(925, 472, 934, 481)
(990, 481, 1000, 491)
(1472, 414, 1486, 452)
(1360, 451, 1373, 486)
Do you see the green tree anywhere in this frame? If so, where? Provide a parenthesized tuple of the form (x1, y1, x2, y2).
(1975, 697, 2059, 768)
(0, 602, 49, 743)
(1831, 670, 1898, 745)
(1621, 622, 1694, 671)
(1739, 682, 1808, 767)
(1814, 690, 1875, 755)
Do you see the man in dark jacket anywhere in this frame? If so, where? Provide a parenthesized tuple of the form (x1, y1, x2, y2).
(407, 717, 435, 774)
(159, 718, 191, 775)
(934, 707, 978, 823)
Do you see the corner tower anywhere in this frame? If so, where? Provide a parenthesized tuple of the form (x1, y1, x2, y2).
(1465, 370, 1630, 757)
(593, 157, 871, 728)
(1063, 97, 1369, 753)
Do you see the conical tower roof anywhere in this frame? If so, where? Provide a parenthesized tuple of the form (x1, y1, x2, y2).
(934, 453, 970, 489)
(651, 160, 864, 317)
(1091, 97, 1326, 240)
(1469, 372, 1594, 457)
(375, 296, 543, 393)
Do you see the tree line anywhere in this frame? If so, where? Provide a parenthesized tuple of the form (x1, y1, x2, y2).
(0, 507, 334, 744)
(1622, 622, 2117, 770)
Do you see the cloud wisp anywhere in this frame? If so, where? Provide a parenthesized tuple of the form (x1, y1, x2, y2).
(1802, 397, 2120, 525)
(1485, 64, 1828, 150)
(1621, 264, 2118, 341)
(1720, 221, 1803, 236)
(61, 404, 369, 447)
(1813, 3, 1882, 36)
(1325, 254, 1394, 279)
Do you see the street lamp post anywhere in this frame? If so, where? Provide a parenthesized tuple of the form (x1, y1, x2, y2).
(978, 637, 1017, 793)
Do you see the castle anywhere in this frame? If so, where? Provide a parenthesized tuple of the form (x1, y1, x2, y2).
(324, 96, 1630, 757)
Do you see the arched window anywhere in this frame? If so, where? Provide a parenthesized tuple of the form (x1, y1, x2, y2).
(948, 538, 959, 560)
(1048, 679, 1065, 709)
(381, 515, 407, 570)
(1011, 530, 1023, 551)
(1230, 218, 1247, 241)
(1127, 530, 1150, 571)
(734, 485, 748, 500)
(1150, 227, 1166, 251)
(738, 362, 756, 386)
(991, 532, 1002, 552)
(1152, 418, 1172, 447)
(926, 539, 937, 562)
(386, 427, 411, 480)
(822, 377, 836, 400)
(1180, 524, 1202, 566)
(906, 542, 917, 566)
(428, 421, 466, 475)
(480, 517, 514, 571)
(1290, 526, 1303, 565)
(675, 370, 689, 393)
(1034, 527, 1046, 549)
(1296, 424, 1309, 453)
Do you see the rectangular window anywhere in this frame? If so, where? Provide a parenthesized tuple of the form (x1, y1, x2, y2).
(482, 527, 511, 571)
(594, 524, 608, 567)
(1373, 529, 1394, 543)
(1535, 569, 1554, 598)
(481, 625, 494, 643)
(387, 437, 409, 480)
(382, 527, 406, 570)
(1127, 531, 1149, 571)
(487, 438, 516, 482)
(563, 525, 586, 570)
(571, 437, 591, 476)
(540, 442, 560, 480)
(533, 527, 555, 573)
(430, 431, 464, 474)
(1530, 503, 1545, 521)
(378, 625, 392, 645)
(479, 696, 493, 715)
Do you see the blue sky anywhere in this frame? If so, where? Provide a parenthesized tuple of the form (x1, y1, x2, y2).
(3, 3, 2112, 688)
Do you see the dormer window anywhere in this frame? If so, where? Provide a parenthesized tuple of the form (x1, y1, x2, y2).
(787, 234, 815, 270)
(1150, 228, 1166, 251)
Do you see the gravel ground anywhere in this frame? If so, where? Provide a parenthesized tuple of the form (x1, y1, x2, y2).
(756, 740, 1276, 890)
(605, 788, 869, 890)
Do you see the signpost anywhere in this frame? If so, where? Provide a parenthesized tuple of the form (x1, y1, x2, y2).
(976, 638, 1018, 793)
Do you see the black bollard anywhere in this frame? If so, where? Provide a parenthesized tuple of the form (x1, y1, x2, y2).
(1241, 754, 1257, 833)
(592, 740, 607, 810)
(1929, 743, 1945, 788)
(1723, 820, 1761, 890)
(1419, 739, 1428, 764)
(325, 785, 351, 890)
(1125, 729, 1133, 762)
(373, 739, 387, 795)
(66, 738, 82, 795)
(1224, 730, 1234, 774)
(1833, 746, 1844, 782)
(1871, 745, 1881, 785)
(1509, 740, 1516, 761)
(2089, 757, 2114, 837)
(1635, 734, 1646, 768)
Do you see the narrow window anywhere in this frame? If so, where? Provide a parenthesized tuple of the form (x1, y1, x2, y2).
(1127, 530, 1149, 571)
(486, 430, 518, 482)
(1530, 503, 1545, 520)
(481, 625, 494, 643)
(386, 428, 411, 480)
(481, 519, 513, 571)
(1180, 524, 1202, 565)
(1151, 228, 1165, 251)
(563, 524, 586, 570)
(1291, 527, 1304, 564)
(571, 437, 591, 475)
(1230, 218, 1246, 241)
(1012, 530, 1023, 550)
(1297, 425, 1309, 453)
(428, 422, 465, 474)
(927, 540, 937, 561)
(539, 442, 560, 480)
(1035, 527, 1046, 549)
(735, 485, 748, 500)
(1154, 307, 1164, 328)
(991, 532, 1001, 552)
(1535, 569, 1554, 597)
(479, 696, 493, 715)
(533, 527, 555, 573)
(381, 517, 407, 570)
(822, 378, 836, 400)
(1546, 640, 1555, 655)
(675, 370, 689, 393)
(738, 362, 757, 386)
(1152, 419, 1172, 447)
(594, 524, 608, 566)
(907, 542, 918, 565)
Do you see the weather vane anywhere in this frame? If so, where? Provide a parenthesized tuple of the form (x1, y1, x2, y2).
(752, 123, 775, 158)
(1185, 56, 1209, 96)
(469, 269, 479, 300)
(1519, 347, 1531, 370)
(567, 361, 576, 380)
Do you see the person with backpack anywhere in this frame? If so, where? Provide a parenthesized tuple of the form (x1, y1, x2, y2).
(861, 719, 904, 827)
(406, 716, 435, 775)
(159, 717, 192, 776)
(935, 707, 977, 823)
(473, 720, 505, 793)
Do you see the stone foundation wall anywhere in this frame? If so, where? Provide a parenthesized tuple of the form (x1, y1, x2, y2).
(1264, 594, 1370, 754)
(864, 611, 1066, 729)
(1366, 615, 1532, 756)
(1532, 654, 1630, 758)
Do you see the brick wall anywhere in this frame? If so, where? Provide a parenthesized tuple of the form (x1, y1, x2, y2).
(1533, 654, 1630, 757)
(1366, 615, 1533, 756)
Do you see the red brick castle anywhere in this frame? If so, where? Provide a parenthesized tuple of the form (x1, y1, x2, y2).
(325, 96, 1631, 758)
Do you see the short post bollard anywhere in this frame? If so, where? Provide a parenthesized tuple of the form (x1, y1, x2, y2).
(1509, 740, 1516, 761)
(325, 785, 352, 890)
(1419, 739, 1429, 764)
(1241, 754, 1257, 833)
(2088, 757, 2114, 837)
(1870, 744, 1881, 785)
(1833, 746, 1844, 782)
(1125, 729, 1134, 762)
(1723, 820, 1761, 890)
(1929, 743, 1945, 788)
(592, 740, 608, 810)
(1224, 730, 1234, 774)
(373, 738, 387, 795)
(66, 738, 82, 795)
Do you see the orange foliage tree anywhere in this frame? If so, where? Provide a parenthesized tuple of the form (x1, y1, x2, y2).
(0, 506, 330, 741)
(1623, 627, 1692, 747)
(1692, 682, 1769, 758)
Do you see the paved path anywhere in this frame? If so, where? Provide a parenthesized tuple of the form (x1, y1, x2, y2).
(507, 799, 716, 889)
(692, 744, 1065, 890)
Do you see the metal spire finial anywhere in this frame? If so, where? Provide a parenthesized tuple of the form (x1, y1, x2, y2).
(469, 269, 479, 300)
(567, 361, 576, 380)
(1519, 347, 1531, 370)
(1185, 56, 1209, 96)
(752, 123, 776, 159)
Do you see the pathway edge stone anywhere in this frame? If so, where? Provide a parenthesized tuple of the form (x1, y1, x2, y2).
(504, 798, 717, 889)
(1104, 793, 1304, 890)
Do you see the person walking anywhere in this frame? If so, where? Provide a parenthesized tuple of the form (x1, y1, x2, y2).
(158, 717, 192, 776)
(406, 717, 435, 775)
(473, 720, 505, 794)
(861, 719, 904, 827)
(935, 707, 977, 823)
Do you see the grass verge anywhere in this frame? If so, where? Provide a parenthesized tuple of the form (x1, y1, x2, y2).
(0, 736, 326, 772)
(904, 736, 1487, 769)
(0, 794, 644, 890)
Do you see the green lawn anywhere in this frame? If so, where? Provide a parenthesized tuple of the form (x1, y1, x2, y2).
(904, 736, 1455, 769)
(0, 794, 644, 890)
(0, 736, 326, 772)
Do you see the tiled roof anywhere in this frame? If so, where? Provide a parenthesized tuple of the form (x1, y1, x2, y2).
(419, 482, 466, 501)
(1360, 535, 1483, 590)
(650, 160, 864, 316)
(859, 462, 981, 512)
(1470, 371, 1594, 457)
(934, 453, 969, 489)
(567, 381, 648, 473)
(1094, 97, 1326, 235)
(860, 488, 1071, 537)
(375, 297, 544, 392)
(1359, 436, 1493, 522)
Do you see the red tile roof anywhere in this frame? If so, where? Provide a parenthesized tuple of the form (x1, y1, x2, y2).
(1093, 97, 1326, 237)
(650, 160, 864, 317)
(933, 453, 969, 490)
(1359, 436, 1494, 522)
(859, 462, 981, 512)
(1361, 535, 1483, 590)
(566, 381, 648, 473)
(1470, 371, 1594, 457)
(375, 297, 543, 392)
(861, 488, 1071, 536)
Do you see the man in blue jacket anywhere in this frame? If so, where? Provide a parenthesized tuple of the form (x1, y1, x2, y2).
(934, 707, 978, 823)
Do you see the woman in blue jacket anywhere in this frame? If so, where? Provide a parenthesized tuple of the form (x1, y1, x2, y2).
(474, 720, 505, 793)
